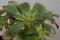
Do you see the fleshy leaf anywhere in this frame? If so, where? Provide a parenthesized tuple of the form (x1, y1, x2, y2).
(18, 2, 30, 13)
(5, 4, 23, 20)
(15, 32, 24, 40)
(4, 30, 14, 38)
(25, 35, 37, 40)
(0, 24, 3, 31)
(9, 22, 25, 33)
(37, 36, 46, 40)
(42, 24, 55, 36)
(33, 3, 46, 13)
(43, 11, 57, 19)
(0, 10, 5, 15)
(24, 27, 37, 34)
(4, 13, 11, 20)
(34, 11, 56, 20)
(5, 22, 25, 38)
(0, 17, 5, 25)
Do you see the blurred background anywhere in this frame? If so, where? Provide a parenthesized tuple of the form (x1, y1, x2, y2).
(0, 0, 60, 40)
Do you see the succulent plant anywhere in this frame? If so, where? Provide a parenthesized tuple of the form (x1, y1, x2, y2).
(0, 1, 59, 40)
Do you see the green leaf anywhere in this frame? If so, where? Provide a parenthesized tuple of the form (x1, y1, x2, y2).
(37, 36, 46, 40)
(24, 27, 37, 34)
(9, 22, 25, 33)
(33, 22, 42, 31)
(15, 32, 24, 40)
(4, 30, 14, 38)
(5, 5, 23, 20)
(15, 35, 24, 40)
(18, 2, 30, 13)
(5, 22, 25, 38)
(31, 20, 41, 26)
(42, 24, 55, 36)
(0, 24, 3, 31)
(4, 13, 11, 20)
(0, 13, 11, 30)
(0, 17, 5, 25)
(0, 10, 5, 15)
(33, 3, 46, 13)
(34, 11, 55, 20)
(25, 35, 37, 40)
(5, 22, 10, 29)
(43, 11, 55, 19)
(30, 9, 37, 19)
(35, 23, 48, 37)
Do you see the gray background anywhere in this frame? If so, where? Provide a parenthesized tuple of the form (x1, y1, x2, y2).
(0, 0, 60, 40)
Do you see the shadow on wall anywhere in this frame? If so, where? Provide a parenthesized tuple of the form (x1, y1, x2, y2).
(0, 36, 2, 40)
